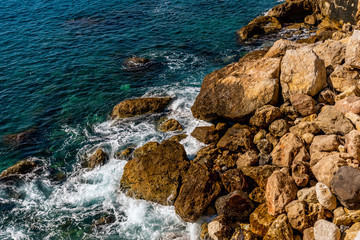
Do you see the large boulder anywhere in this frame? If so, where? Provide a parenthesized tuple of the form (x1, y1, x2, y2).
(120, 140, 189, 205)
(111, 97, 172, 119)
(329, 65, 360, 92)
(217, 124, 254, 152)
(174, 163, 222, 222)
(84, 149, 108, 169)
(191, 51, 281, 121)
(280, 46, 327, 100)
(312, 39, 346, 68)
(271, 133, 304, 168)
(331, 166, 360, 210)
(268, 0, 316, 22)
(315, 106, 354, 135)
(0, 160, 38, 179)
(346, 30, 360, 69)
(237, 16, 282, 41)
(190, 123, 227, 145)
(318, 0, 358, 24)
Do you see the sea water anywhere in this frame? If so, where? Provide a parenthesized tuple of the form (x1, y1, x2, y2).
(0, 0, 281, 239)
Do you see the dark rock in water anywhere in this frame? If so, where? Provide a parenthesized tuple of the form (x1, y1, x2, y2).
(215, 190, 254, 221)
(92, 214, 116, 228)
(174, 163, 222, 222)
(120, 140, 190, 205)
(159, 119, 183, 132)
(83, 149, 108, 169)
(0, 160, 38, 179)
(217, 124, 254, 153)
(49, 171, 67, 183)
(133, 142, 159, 158)
(115, 147, 135, 160)
(122, 56, 155, 71)
(237, 16, 282, 41)
(2, 127, 38, 148)
(191, 123, 227, 145)
(331, 166, 360, 210)
(168, 134, 187, 143)
(111, 97, 172, 119)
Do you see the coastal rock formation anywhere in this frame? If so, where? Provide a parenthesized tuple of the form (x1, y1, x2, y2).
(159, 119, 183, 132)
(315, 105, 354, 135)
(84, 148, 108, 169)
(217, 124, 254, 152)
(122, 56, 155, 71)
(111, 97, 172, 119)
(329, 65, 360, 92)
(190, 123, 227, 144)
(0, 160, 38, 179)
(237, 16, 281, 40)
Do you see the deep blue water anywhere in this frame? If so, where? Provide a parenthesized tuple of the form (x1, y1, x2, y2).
(0, 0, 280, 239)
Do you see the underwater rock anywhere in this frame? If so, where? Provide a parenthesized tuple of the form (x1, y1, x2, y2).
(122, 56, 155, 71)
(0, 160, 38, 179)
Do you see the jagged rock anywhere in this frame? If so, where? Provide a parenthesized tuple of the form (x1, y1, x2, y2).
(237, 16, 281, 40)
(267, 0, 315, 22)
(249, 187, 265, 204)
(215, 190, 254, 221)
(346, 30, 360, 69)
(120, 141, 189, 205)
(250, 203, 276, 237)
(313, 39, 346, 68)
(265, 39, 302, 58)
(214, 150, 237, 169)
(253, 130, 267, 145)
(333, 207, 360, 226)
(174, 163, 222, 222)
(316, 182, 337, 210)
(256, 139, 272, 154)
(329, 65, 360, 92)
(217, 124, 254, 152)
(335, 96, 360, 115)
(271, 133, 304, 168)
(249, 105, 282, 128)
(193, 145, 220, 167)
(168, 134, 187, 143)
(280, 101, 301, 121)
(315, 106, 354, 135)
(159, 119, 183, 132)
(304, 14, 317, 25)
(312, 155, 347, 187)
(92, 214, 115, 228)
(115, 147, 134, 160)
(335, 86, 360, 101)
(266, 170, 298, 215)
(303, 227, 315, 240)
(240, 165, 280, 189)
(111, 97, 172, 119)
(191, 51, 280, 121)
(230, 227, 258, 240)
(310, 135, 340, 156)
(290, 94, 316, 117)
(263, 214, 293, 240)
(344, 222, 360, 240)
(266, 133, 279, 148)
(313, 219, 341, 240)
(85, 149, 108, 169)
(191, 123, 227, 144)
(345, 130, 360, 160)
(318, 0, 358, 24)
(200, 223, 209, 240)
(298, 186, 318, 204)
(237, 150, 259, 167)
(291, 151, 311, 187)
(331, 166, 360, 210)
(280, 46, 326, 100)
(269, 119, 289, 138)
(208, 215, 233, 240)
(290, 121, 320, 139)
(318, 88, 336, 105)
(133, 142, 159, 158)
(259, 153, 272, 166)
(220, 169, 246, 193)
(302, 133, 315, 145)
(122, 56, 154, 71)
(0, 160, 38, 179)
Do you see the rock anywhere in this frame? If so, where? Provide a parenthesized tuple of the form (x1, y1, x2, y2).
(310, 135, 340, 156)
(329, 65, 360, 92)
(237, 16, 281, 40)
(315, 106, 354, 135)
(303, 227, 315, 240)
(312, 39, 346, 68)
(333, 207, 360, 226)
(263, 214, 293, 240)
(2, 127, 38, 148)
(266, 133, 279, 148)
(92, 214, 115, 227)
(290, 94, 316, 117)
(220, 169, 246, 193)
(168, 134, 187, 143)
(191, 51, 280, 122)
(265, 170, 298, 215)
(208, 215, 233, 240)
(271, 133, 304, 168)
(215, 190, 254, 221)
(259, 153, 272, 166)
(265, 39, 302, 58)
(191, 123, 227, 144)
(318, 0, 358, 24)
(313, 219, 341, 240)
(346, 30, 360, 69)
(214, 150, 237, 169)
(217, 124, 254, 152)
(318, 88, 336, 105)
(237, 150, 259, 167)
(0, 160, 38, 179)
(331, 166, 360, 210)
(345, 130, 360, 160)
(269, 119, 289, 138)
(253, 130, 267, 145)
(305, 14, 317, 25)
(159, 119, 183, 132)
(230, 227, 258, 240)
(312, 155, 347, 187)
(298, 187, 318, 204)
(85, 149, 108, 169)
(115, 147, 134, 160)
(335, 96, 360, 115)
(240, 165, 280, 189)
(120, 141, 189, 205)
(267, 0, 315, 22)
(249, 105, 282, 128)
(280, 101, 301, 121)
(280, 46, 326, 101)
(336, 86, 360, 101)
(292, 153, 311, 187)
(289, 121, 321, 138)
(344, 222, 360, 240)
(316, 182, 337, 210)
(249, 187, 265, 204)
(174, 163, 222, 222)
(257, 139, 272, 154)
(122, 56, 154, 71)
(200, 223, 209, 240)
(302, 133, 315, 145)
(133, 142, 159, 158)
(250, 203, 276, 237)
(111, 97, 172, 119)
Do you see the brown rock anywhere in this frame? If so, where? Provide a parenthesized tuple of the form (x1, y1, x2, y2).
(269, 119, 289, 138)
(312, 39, 346, 68)
(335, 96, 360, 115)
(271, 133, 304, 168)
(120, 140, 189, 205)
(345, 130, 360, 160)
(115, 147, 134, 160)
(240, 165, 280, 189)
(133, 142, 159, 158)
(335, 86, 360, 101)
(329, 65, 360, 92)
(285, 200, 309, 232)
(315, 106, 354, 135)
(237, 150, 259, 167)
(2, 127, 38, 147)
(310, 135, 340, 156)
(256, 139, 272, 155)
(266, 133, 279, 149)
(249, 105, 282, 128)
(159, 119, 183, 132)
(318, 88, 336, 105)
(280, 46, 326, 100)
(217, 124, 254, 152)
(86, 149, 108, 169)
(297, 186, 318, 204)
(122, 56, 153, 70)
(311, 155, 347, 187)
(333, 207, 360, 226)
(263, 214, 294, 240)
(111, 97, 172, 119)
(237, 16, 281, 40)
(265, 170, 298, 215)
(303, 227, 315, 240)
(0, 160, 38, 179)
(230, 227, 258, 240)
(267, 0, 315, 22)
(250, 203, 276, 237)
(208, 215, 233, 240)
(265, 39, 302, 58)
(345, 30, 360, 69)
(290, 94, 316, 117)
(249, 187, 265, 204)
(191, 51, 280, 121)
(168, 134, 187, 143)
(220, 169, 246, 193)
(344, 222, 360, 240)
(215, 190, 254, 221)
(280, 101, 301, 121)
(289, 121, 320, 138)
(214, 150, 237, 169)
(174, 163, 222, 222)
(193, 145, 219, 167)
(304, 15, 317, 25)
(292, 156, 310, 187)
(191, 123, 227, 144)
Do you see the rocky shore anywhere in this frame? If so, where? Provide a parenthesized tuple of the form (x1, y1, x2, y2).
(3, 0, 360, 239)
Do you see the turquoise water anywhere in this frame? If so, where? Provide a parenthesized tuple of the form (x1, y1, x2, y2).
(0, 0, 280, 239)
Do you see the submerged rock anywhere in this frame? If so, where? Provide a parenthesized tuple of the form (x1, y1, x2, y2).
(0, 160, 38, 179)
(267, 0, 315, 23)
(2, 127, 38, 148)
(122, 56, 155, 71)
(111, 97, 172, 119)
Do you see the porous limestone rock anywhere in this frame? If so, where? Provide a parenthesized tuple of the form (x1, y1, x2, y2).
(249, 105, 282, 128)
(315, 106, 354, 135)
(313, 219, 340, 240)
(329, 65, 360, 92)
(290, 94, 316, 117)
(315, 182, 337, 210)
(263, 214, 294, 240)
(312, 39, 346, 68)
(346, 30, 360, 69)
(271, 133, 304, 168)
